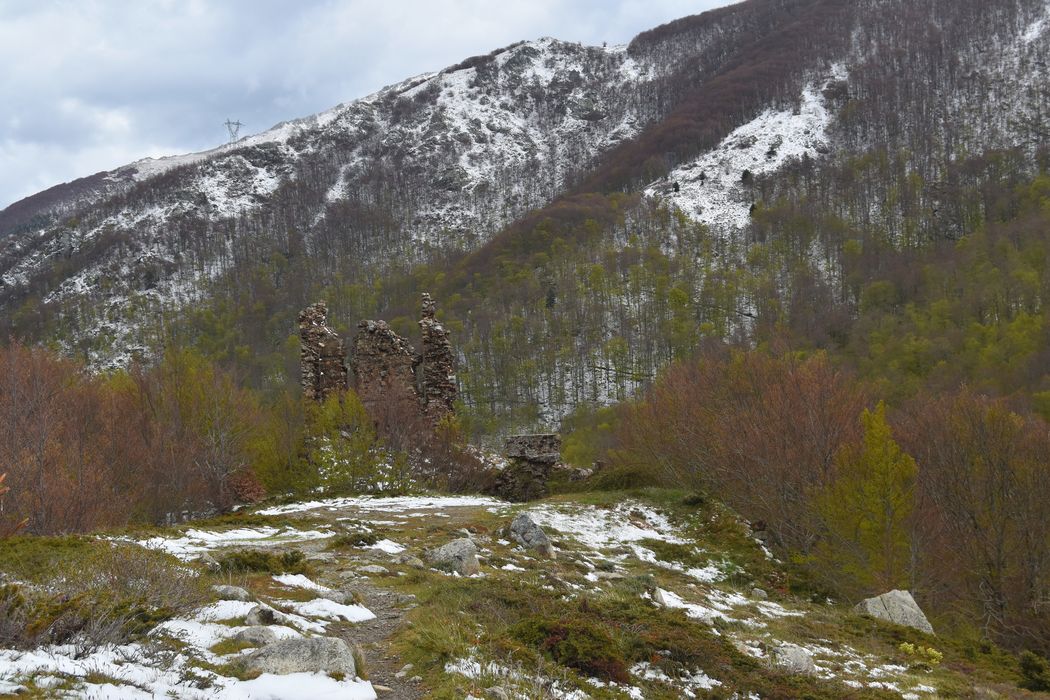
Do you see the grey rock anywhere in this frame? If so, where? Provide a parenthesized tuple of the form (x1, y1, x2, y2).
(771, 643, 816, 675)
(594, 571, 625, 581)
(427, 538, 480, 575)
(320, 590, 354, 605)
(357, 564, 390, 575)
(394, 663, 414, 679)
(232, 627, 278, 646)
(393, 553, 426, 569)
(211, 584, 252, 602)
(751, 587, 768, 600)
(508, 513, 555, 558)
(486, 689, 511, 700)
(244, 605, 280, 626)
(246, 636, 357, 676)
(195, 553, 221, 571)
(854, 589, 934, 634)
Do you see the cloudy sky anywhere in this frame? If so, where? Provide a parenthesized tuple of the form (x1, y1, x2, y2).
(0, 0, 737, 210)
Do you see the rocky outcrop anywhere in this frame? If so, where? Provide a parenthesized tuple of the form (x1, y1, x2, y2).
(854, 590, 934, 634)
(418, 293, 457, 425)
(350, 319, 420, 421)
(426, 538, 480, 575)
(298, 302, 348, 402)
(245, 636, 358, 676)
(508, 513, 555, 558)
(493, 434, 562, 502)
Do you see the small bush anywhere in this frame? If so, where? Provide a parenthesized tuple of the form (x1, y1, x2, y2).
(0, 539, 208, 649)
(511, 615, 629, 683)
(1020, 651, 1050, 691)
(215, 549, 310, 575)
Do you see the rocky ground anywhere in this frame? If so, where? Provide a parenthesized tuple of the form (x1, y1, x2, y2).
(0, 490, 1046, 699)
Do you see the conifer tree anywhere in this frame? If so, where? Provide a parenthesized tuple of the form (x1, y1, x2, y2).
(818, 401, 917, 594)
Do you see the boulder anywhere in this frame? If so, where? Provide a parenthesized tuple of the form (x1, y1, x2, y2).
(771, 643, 816, 675)
(244, 604, 280, 626)
(393, 553, 426, 569)
(245, 636, 357, 676)
(232, 627, 278, 646)
(854, 589, 934, 634)
(212, 585, 252, 602)
(508, 513, 555, 558)
(427, 538, 480, 575)
(357, 564, 390, 576)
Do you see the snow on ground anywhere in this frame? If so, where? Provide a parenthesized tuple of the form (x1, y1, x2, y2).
(523, 500, 689, 550)
(259, 494, 507, 516)
(282, 598, 377, 623)
(445, 651, 590, 700)
(0, 643, 376, 700)
(0, 568, 377, 698)
(367, 538, 406, 554)
(647, 66, 847, 232)
(273, 573, 332, 593)
(630, 661, 722, 697)
(128, 526, 334, 560)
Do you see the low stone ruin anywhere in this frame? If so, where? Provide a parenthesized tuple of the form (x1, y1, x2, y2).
(493, 433, 562, 502)
(298, 302, 348, 402)
(298, 294, 457, 430)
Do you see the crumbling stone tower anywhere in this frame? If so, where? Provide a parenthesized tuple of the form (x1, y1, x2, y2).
(349, 319, 420, 421)
(418, 292, 458, 425)
(298, 301, 348, 402)
(299, 294, 458, 432)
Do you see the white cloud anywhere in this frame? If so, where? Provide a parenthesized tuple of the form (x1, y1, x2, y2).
(0, 0, 736, 208)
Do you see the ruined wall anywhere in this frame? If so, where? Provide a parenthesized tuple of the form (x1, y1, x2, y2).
(298, 302, 348, 402)
(418, 292, 458, 425)
(301, 294, 459, 432)
(350, 319, 420, 421)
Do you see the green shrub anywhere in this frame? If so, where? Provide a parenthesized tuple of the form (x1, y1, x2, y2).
(511, 615, 629, 683)
(215, 549, 310, 575)
(0, 539, 208, 649)
(1020, 651, 1050, 691)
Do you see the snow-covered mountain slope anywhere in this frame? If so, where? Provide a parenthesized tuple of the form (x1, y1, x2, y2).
(646, 65, 846, 232)
(2, 0, 1050, 372)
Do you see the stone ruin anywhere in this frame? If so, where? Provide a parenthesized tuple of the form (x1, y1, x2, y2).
(493, 433, 563, 502)
(418, 293, 458, 424)
(298, 294, 457, 429)
(297, 302, 348, 402)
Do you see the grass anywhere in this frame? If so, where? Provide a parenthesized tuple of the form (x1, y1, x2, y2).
(209, 638, 257, 656)
(0, 535, 208, 649)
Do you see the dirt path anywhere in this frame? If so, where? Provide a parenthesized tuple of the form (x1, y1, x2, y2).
(336, 577, 423, 699)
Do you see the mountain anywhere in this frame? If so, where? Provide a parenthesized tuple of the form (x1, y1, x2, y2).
(2, 0, 1050, 426)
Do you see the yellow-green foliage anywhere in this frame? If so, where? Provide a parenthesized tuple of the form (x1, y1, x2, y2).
(303, 391, 386, 493)
(818, 402, 916, 594)
(899, 642, 943, 666)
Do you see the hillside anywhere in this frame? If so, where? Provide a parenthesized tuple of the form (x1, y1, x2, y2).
(3, 490, 1045, 699)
